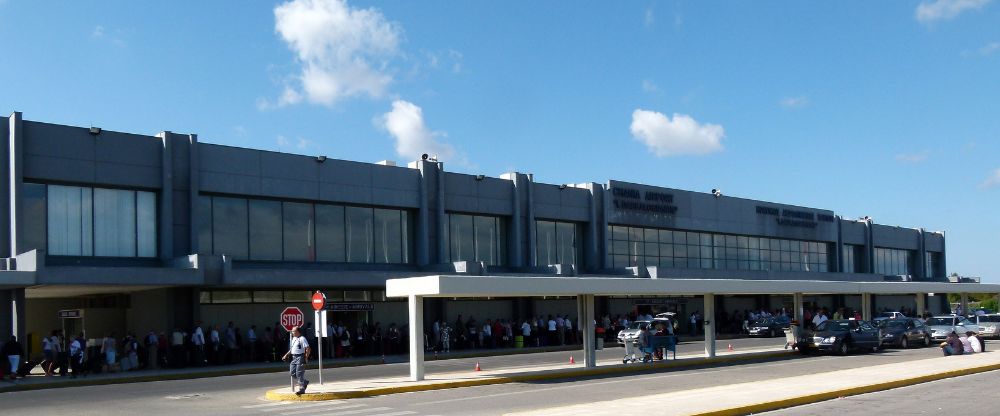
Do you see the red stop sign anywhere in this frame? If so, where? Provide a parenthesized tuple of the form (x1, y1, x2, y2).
(311, 291, 326, 311)
(280, 307, 304, 332)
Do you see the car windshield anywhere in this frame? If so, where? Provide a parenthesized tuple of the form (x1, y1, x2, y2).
(628, 321, 648, 330)
(978, 316, 1000, 323)
(926, 317, 955, 326)
(817, 321, 852, 331)
(879, 312, 899, 318)
(880, 320, 906, 329)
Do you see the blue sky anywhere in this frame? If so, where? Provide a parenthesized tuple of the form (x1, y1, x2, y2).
(0, 0, 997, 281)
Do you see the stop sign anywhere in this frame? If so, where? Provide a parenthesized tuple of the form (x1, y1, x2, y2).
(311, 291, 326, 311)
(280, 307, 304, 332)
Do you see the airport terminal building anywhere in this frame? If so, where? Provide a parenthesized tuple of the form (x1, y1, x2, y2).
(0, 111, 954, 344)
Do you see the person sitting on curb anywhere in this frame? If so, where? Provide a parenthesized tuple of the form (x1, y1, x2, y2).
(967, 331, 982, 353)
(941, 332, 964, 356)
(959, 332, 974, 354)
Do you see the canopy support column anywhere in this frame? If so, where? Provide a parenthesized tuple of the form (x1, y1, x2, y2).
(793, 292, 804, 324)
(861, 293, 872, 321)
(408, 294, 425, 381)
(704, 294, 716, 358)
(916, 293, 926, 317)
(960, 293, 969, 315)
(580, 294, 596, 368)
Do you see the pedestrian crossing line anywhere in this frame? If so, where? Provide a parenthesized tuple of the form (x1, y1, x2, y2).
(315, 407, 392, 416)
(258, 400, 347, 413)
(243, 402, 286, 409)
(281, 403, 366, 415)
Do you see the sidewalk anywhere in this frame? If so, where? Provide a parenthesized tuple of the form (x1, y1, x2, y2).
(265, 346, 792, 401)
(505, 351, 1000, 416)
(0, 343, 588, 392)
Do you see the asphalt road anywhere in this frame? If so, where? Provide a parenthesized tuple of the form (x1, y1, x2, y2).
(0, 337, 951, 416)
(762, 369, 1000, 415)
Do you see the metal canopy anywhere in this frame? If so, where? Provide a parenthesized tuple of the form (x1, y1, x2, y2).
(386, 275, 1000, 298)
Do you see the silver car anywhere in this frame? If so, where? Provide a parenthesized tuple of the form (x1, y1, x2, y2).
(926, 315, 980, 341)
(617, 320, 651, 345)
(970, 314, 1000, 339)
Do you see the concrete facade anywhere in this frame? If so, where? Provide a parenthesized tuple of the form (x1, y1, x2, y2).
(0, 113, 956, 348)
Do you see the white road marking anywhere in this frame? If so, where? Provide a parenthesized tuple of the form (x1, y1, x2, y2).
(367, 411, 417, 416)
(413, 356, 837, 406)
(243, 402, 287, 409)
(315, 407, 392, 415)
(280, 403, 366, 415)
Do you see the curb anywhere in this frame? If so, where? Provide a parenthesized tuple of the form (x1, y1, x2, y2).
(265, 350, 795, 401)
(690, 361, 1000, 416)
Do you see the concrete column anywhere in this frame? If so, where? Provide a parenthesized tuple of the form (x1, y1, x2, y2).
(187, 134, 199, 254)
(916, 293, 926, 317)
(960, 293, 969, 315)
(793, 293, 804, 323)
(525, 176, 536, 268)
(704, 294, 716, 358)
(436, 164, 446, 264)
(1, 288, 26, 343)
(415, 161, 431, 266)
(8, 112, 23, 257)
(861, 293, 872, 321)
(408, 295, 425, 381)
(158, 131, 174, 260)
(581, 294, 596, 368)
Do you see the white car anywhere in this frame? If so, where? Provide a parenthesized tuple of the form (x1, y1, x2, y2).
(970, 314, 1000, 339)
(925, 315, 980, 341)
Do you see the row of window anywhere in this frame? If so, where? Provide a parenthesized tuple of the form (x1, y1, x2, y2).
(607, 225, 831, 272)
(926, 251, 944, 278)
(200, 289, 387, 304)
(535, 220, 580, 267)
(198, 196, 412, 264)
(875, 247, 914, 276)
(23, 184, 157, 257)
(443, 214, 507, 266)
(842, 244, 864, 273)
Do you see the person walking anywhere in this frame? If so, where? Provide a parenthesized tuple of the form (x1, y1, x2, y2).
(282, 326, 311, 396)
(68, 334, 84, 378)
(3, 335, 23, 380)
(191, 323, 206, 366)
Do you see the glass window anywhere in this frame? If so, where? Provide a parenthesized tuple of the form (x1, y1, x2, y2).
(283, 202, 315, 261)
(252, 291, 284, 303)
(94, 188, 137, 257)
(47, 185, 93, 256)
(449, 214, 474, 262)
(283, 291, 310, 302)
(315, 204, 346, 262)
(22, 183, 47, 252)
(136, 191, 156, 257)
(475, 216, 499, 265)
(536, 220, 556, 265)
(249, 200, 282, 260)
(374, 208, 403, 264)
(556, 221, 577, 266)
(196, 196, 213, 254)
(211, 291, 251, 304)
(344, 290, 369, 301)
(346, 206, 373, 263)
(212, 197, 248, 259)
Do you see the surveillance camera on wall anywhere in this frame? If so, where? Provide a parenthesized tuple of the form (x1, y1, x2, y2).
(421, 153, 429, 161)
(711, 189, 722, 197)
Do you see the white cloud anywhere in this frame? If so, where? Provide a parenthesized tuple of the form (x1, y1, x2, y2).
(982, 168, 1000, 189)
(779, 96, 809, 108)
(916, 0, 991, 23)
(644, 7, 655, 27)
(379, 100, 461, 163)
(895, 152, 929, 163)
(268, 0, 401, 107)
(90, 24, 126, 47)
(641, 79, 659, 93)
(629, 109, 724, 157)
(979, 42, 1000, 56)
(276, 135, 312, 151)
(277, 135, 290, 148)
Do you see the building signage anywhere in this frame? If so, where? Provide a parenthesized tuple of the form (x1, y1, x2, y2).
(611, 187, 678, 215)
(326, 302, 375, 312)
(58, 309, 82, 319)
(755, 205, 834, 228)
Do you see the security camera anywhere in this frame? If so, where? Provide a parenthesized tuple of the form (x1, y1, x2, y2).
(421, 153, 429, 161)
(315, 155, 327, 163)
(711, 189, 722, 197)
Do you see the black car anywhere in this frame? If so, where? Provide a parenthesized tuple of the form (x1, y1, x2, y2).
(797, 319, 881, 355)
(747, 316, 791, 338)
(877, 318, 932, 348)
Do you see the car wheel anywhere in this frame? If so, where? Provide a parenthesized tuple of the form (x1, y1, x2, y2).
(900, 337, 908, 349)
(872, 344, 880, 353)
(838, 342, 849, 356)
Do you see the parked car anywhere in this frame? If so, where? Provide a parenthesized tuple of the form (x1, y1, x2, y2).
(797, 319, 881, 355)
(926, 315, 979, 341)
(876, 318, 931, 348)
(970, 314, 1000, 339)
(878, 312, 907, 319)
(617, 320, 650, 345)
(748, 316, 791, 338)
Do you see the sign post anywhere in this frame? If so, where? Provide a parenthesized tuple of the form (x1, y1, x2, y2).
(311, 291, 327, 385)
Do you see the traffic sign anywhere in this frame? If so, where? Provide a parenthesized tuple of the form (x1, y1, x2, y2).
(280, 307, 304, 332)
(311, 291, 327, 311)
